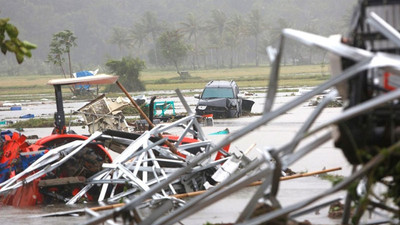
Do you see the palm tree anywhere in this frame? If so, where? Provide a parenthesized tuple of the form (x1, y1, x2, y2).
(129, 23, 148, 57)
(140, 11, 164, 67)
(109, 27, 130, 54)
(158, 29, 188, 76)
(226, 14, 245, 68)
(47, 30, 77, 77)
(302, 22, 318, 64)
(206, 9, 227, 68)
(246, 9, 265, 67)
(270, 18, 292, 65)
(60, 30, 76, 77)
(180, 13, 202, 69)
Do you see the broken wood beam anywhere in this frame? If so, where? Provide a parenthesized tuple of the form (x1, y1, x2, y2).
(116, 80, 179, 155)
(38, 176, 86, 187)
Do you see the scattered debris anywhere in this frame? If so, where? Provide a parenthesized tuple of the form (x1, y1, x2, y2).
(328, 201, 345, 219)
(308, 96, 343, 107)
(198, 114, 214, 126)
(0, 79, 235, 208)
(10, 106, 22, 111)
(19, 114, 34, 119)
(3, 2, 400, 225)
(153, 101, 176, 117)
(77, 94, 133, 134)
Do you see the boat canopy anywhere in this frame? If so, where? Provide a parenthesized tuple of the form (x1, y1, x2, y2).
(47, 74, 118, 86)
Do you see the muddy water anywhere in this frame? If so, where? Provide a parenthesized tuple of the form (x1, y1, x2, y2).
(0, 94, 355, 224)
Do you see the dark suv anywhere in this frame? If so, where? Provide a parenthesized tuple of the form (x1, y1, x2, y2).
(195, 80, 242, 118)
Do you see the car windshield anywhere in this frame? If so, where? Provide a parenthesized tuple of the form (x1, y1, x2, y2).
(201, 87, 234, 99)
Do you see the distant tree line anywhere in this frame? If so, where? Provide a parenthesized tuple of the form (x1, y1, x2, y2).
(110, 2, 354, 73)
(0, 0, 356, 76)
(109, 9, 336, 71)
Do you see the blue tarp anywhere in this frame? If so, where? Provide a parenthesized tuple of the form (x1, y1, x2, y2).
(20, 151, 45, 170)
(20, 114, 34, 119)
(1, 130, 15, 140)
(10, 106, 21, 111)
(0, 151, 45, 182)
(0, 161, 9, 183)
(75, 71, 94, 90)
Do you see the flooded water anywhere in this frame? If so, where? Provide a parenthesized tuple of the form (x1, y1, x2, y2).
(0, 92, 355, 224)
(0, 204, 89, 224)
(188, 100, 350, 224)
(0, 90, 292, 122)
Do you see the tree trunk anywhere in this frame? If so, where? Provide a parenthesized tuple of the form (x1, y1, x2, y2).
(67, 48, 73, 78)
(230, 46, 234, 69)
(255, 35, 259, 67)
(151, 32, 159, 67)
(216, 48, 220, 69)
(174, 60, 183, 79)
(66, 48, 75, 94)
(194, 32, 199, 70)
(57, 54, 67, 78)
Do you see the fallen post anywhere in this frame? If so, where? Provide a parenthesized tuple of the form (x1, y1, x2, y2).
(252, 166, 342, 184)
(173, 167, 342, 199)
(116, 80, 179, 155)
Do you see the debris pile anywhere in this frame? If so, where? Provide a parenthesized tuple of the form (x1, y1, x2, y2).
(3, 2, 400, 225)
(79, 3, 400, 224)
(77, 94, 133, 134)
(0, 91, 238, 208)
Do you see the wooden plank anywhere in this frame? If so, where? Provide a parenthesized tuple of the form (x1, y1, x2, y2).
(38, 176, 86, 187)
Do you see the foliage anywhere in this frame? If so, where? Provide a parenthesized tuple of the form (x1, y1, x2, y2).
(138, 11, 165, 67)
(154, 78, 169, 84)
(319, 173, 344, 186)
(246, 9, 265, 66)
(122, 103, 148, 116)
(109, 27, 131, 53)
(7, 117, 81, 129)
(206, 9, 228, 68)
(130, 23, 147, 49)
(0, 65, 330, 98)
(157, 30, 188, 77)
(8, 118, 54, 129)
(0, 17, 36, 64)
(357, 146, 400, 207)
(225, 14, 246, 68)
(0, 1, 357, 74)
(106, 56, 146, 92)
(46, 30, 77, 78)
(180, 13, 202, 69)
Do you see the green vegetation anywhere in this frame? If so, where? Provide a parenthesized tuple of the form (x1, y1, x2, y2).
(157, 29, 188, 75)
(142, 65, 329, 90)
(105, 56, 146, 92)
(0, 64, 329, 101)
(7, 118, 54, 129)
(0, 1, 356, 75)
(46, 30, 77, 78)
(6, 117, 83, 129)
(319, 173, 344, 186)
(0, 17, 36, 64)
